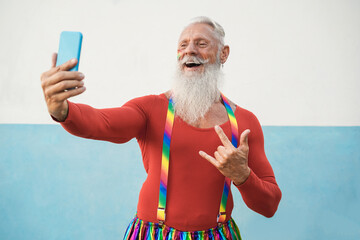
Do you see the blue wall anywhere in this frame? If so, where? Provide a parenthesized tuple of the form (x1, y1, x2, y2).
(0, 125, 359, 240)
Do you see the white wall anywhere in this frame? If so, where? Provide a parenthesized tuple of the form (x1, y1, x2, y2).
(0, 0, 359, 125)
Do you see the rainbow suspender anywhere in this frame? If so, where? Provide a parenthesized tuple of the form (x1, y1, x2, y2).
(157, 94, 239, 225)
(157, 98, 175, 224)
(217, 93, 239, 223)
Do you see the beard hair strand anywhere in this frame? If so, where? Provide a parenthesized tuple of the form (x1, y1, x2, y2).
(172, 63, 223, 125)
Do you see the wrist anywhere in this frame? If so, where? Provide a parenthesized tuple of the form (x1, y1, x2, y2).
(233, 167, 251, 186)
(50, 101, 69, 122)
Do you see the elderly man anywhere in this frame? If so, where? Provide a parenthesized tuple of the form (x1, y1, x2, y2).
(41, 17, 281, 240)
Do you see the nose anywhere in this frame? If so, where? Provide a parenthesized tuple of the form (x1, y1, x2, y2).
(184, 42, 197, 56)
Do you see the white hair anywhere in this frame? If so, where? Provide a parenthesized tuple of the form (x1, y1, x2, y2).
(172, 58, 223, 125)
(186, 16, 226, 47)
(172, 17, 226, 124)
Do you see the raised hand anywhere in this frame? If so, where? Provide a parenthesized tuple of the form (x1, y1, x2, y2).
(40, 53, 86, 121)
(199, 125, 251, 185)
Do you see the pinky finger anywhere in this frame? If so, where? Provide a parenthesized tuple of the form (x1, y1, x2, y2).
(199, 151, 219, 168)
(55, 86, 86, 102)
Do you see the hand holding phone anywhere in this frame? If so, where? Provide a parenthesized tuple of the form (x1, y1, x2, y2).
(40, 31, 85, 121)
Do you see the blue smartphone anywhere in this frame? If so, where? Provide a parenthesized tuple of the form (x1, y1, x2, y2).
(56, 31, 83, 71)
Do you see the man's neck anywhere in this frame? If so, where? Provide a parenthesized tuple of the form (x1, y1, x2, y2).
(190, 101, 229, 128)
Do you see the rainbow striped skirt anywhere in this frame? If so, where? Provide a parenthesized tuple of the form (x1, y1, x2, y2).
(123, 216, 242, 240)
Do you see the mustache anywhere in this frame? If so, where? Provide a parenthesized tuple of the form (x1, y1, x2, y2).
(178, 55, 209, 65)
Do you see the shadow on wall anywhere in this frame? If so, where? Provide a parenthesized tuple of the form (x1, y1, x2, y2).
(0, 125, 359, 240)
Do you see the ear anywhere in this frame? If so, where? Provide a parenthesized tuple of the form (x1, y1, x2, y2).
(220, 45, 230, 64)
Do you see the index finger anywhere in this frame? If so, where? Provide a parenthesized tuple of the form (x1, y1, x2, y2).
(214, 125, 233, 148)
(48, 58, 78, 76)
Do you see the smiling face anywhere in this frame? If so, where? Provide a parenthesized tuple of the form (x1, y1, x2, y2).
(172, 20, 230, 124)
(177, 23, 222, 73)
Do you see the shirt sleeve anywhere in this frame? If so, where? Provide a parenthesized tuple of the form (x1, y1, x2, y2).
(235, 110, 282, 217)
(58, 96, 154, 144)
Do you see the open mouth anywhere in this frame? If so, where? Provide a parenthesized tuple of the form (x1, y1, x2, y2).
(184, 62, 202, 69)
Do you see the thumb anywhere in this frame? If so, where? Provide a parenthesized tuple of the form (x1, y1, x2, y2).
(51, 53, 57, 68)
(239, 129, 250, 147)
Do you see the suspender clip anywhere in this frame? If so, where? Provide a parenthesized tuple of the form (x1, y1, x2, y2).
(217, 211, 227, 225)
(158, 220, 164, 227)
(157, 207, 165, 226)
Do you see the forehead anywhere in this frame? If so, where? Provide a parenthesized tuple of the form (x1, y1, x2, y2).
(178, 23, 218, 43)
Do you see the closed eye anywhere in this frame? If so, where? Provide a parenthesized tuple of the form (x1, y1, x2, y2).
(198, 40, 208, 47)
(179, 42, 188, 49)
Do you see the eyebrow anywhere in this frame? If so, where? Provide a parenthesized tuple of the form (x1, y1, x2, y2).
(178, 37, 210, 44)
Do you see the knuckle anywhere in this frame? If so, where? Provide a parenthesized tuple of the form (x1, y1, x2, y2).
(49, 95, 57, 103)
(217, 162, 225, 169)
(228, 148, 236, 155)
(54, 66, 61, 73)
(44, 88, 51, 97)
(64, 91, 72, 99)
(241, 146, 249, 152)
(215, 154, 224, 163)
(40, 80, 47, 89)
(58, 71, 66, 79)
(59, 81, 67, 89)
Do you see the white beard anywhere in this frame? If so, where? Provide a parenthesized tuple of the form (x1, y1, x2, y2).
(172, 62, 223, 125)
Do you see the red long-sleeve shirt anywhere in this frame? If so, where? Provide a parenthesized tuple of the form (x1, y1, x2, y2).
(60, 93, 281, 231)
